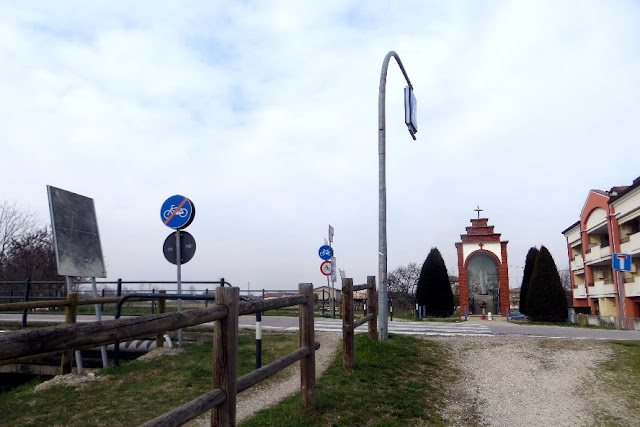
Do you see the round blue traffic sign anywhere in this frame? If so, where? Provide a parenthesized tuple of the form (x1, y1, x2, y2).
(161, 195, 195, 229)
(318, 245, 333, 260)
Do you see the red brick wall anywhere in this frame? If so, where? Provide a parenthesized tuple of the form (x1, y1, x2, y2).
(499, 241, 510, 315)
(456, 243, 469, 316)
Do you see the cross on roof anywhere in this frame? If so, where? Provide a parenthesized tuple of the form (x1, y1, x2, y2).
(474, 206, 483, 219)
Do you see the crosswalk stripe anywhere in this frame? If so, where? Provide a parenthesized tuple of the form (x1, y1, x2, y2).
(239, 320, 493, 336)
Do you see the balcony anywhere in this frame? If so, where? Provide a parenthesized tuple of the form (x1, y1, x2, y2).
(590, 280, 616, 296)
(620, 232, 640, 254)
(625, 277, 640, 297)
(573, 286, 587, 299)
(570, 256, 584, 271)
(584, 244, 611, 264)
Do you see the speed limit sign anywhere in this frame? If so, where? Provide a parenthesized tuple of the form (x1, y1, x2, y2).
(320, 260, 332, 276)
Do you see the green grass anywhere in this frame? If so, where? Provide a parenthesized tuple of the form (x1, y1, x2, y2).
(595, 340, 640, 424)
(241, 334, 456, 427)
(0, 332, 298, 426)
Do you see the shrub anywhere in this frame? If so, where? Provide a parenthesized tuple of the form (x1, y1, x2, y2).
(526, 246, 568, 322)
(415, 247, 454, 317)
(519, 247, 539, 314)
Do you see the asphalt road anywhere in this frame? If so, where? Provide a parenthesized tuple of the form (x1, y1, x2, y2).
(2, 313, 640, 341)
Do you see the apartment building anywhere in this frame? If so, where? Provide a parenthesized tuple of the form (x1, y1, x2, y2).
(562, 177, 640, 321)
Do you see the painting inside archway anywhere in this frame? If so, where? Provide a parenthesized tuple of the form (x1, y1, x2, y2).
(467, 253, 500, 315)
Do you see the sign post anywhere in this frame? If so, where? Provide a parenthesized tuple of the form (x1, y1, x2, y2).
(319, 233, 336, 318)
(161, 195, 196, 348)
(613, 253, 631, 330)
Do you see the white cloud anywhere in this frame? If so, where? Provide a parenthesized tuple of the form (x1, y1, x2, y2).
(0, 1, 638, 291)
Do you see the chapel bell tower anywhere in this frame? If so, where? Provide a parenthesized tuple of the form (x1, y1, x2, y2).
(455, 207, 510, 317)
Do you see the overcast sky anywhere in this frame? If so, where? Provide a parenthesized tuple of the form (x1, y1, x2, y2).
(1, 1, 639, 292)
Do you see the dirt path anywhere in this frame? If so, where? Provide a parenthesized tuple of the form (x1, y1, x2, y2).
(436, 336, 632, 427)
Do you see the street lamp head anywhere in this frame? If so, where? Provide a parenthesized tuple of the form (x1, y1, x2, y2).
(404, 86, 417, 140)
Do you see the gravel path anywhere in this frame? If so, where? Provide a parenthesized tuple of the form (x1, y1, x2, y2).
(436, 335, 633, 427)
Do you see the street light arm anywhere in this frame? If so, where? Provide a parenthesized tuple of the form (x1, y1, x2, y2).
(380, 51, 413, 92)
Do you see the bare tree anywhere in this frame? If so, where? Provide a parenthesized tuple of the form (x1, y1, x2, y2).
(0, 200, 38, 279)
(388, 262, 421, 310)
(558, 269, 572, 292)
(4, 227, 58, 281)
(388, 262, 420, 296)
(558, 268, 573, 306)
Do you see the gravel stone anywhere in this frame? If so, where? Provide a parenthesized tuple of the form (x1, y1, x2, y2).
(436, 335, 633, 427)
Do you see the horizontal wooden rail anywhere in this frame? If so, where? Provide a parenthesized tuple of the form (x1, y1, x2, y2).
(238, 294, 311, 316)
(353, 313, 375, 329)
(0, 305, 229, 362)
(237, 342, 320, 393)
(352, 283, 373, 292)
(141, 389, 226, 427)
(0, 294, 312, 314)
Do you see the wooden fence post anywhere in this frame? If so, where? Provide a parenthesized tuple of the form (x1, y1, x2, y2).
(298, 283, 316, 408)
(367, 276, 378, 341)
(155, 290, 166, 349)
(342, 278, 354, 372)
(212, 286, 239, 427)
(61, 293, 78, 374)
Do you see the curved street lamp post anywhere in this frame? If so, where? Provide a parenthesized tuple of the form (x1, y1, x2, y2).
(378, 51, 417, 341)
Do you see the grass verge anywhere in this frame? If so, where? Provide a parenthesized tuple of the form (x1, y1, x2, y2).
(241, 334, 456, 427)
(0, 332, 298, 426)
(595, 340, 640, 424)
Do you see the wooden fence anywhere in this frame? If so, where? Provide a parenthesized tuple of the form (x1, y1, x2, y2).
(342, 276, 377, 372)
(0, 283, 319, 426)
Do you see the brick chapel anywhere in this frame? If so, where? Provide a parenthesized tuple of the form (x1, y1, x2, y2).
(455, 208, 510, 316)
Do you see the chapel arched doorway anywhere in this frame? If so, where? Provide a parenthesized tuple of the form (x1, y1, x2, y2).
(467, 253, 500, 315)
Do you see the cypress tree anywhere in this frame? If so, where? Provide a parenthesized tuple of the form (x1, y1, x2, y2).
(526, 246, 568, 322)
(415, 247, 454, 317)
(519, 247, 539, 315)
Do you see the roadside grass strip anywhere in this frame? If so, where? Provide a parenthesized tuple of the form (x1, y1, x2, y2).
(0, 333, 298, 426)
(241, 334, 457, 427)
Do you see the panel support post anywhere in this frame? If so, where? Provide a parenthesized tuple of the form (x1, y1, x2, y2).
(61, 292, 78, 374)
(212, 286, 239, 427)
(299, 283, 316, 408)
(155, 290, 167, 349)
(342, 278, 355, 372)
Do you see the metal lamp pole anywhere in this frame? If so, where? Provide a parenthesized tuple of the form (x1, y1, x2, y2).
(378, 51, 415, 341)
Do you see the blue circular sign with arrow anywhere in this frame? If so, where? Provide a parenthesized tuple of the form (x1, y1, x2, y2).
(161, 195, 195, 229)
(318, 245, 333, 260)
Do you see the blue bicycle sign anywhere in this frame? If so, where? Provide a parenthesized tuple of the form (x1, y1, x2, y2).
(161, 195, 195, 229)
(318, 245, 333, 260)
